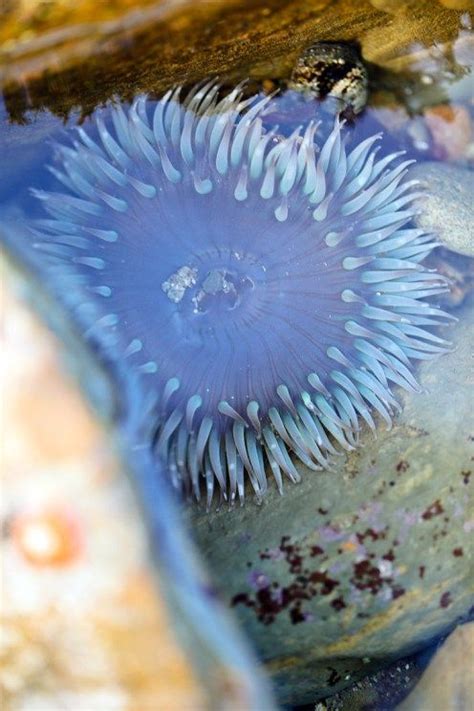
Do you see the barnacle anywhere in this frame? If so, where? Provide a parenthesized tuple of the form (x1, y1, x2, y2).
(290, 42, 369, 115)
(29, 82, 453, 505)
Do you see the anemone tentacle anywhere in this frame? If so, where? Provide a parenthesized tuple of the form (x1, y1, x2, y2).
(30, 82, 453, 505)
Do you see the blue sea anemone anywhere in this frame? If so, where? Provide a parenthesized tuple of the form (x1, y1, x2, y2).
(29, 82, 453, 505)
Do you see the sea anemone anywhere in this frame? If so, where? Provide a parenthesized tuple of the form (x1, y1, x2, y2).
(29, 81, 452, 505)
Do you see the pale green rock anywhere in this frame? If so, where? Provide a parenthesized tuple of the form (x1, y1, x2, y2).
(190, 299, 474, 705)
(411, 162, 474, 258)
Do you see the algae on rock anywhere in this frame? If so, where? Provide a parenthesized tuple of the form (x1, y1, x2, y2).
(191, 298, 474, 704)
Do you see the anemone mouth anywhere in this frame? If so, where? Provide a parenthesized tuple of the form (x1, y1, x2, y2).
(30, 81, 453, 506)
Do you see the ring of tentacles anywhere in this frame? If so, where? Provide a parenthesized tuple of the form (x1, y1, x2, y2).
(30, 81, 452, 505)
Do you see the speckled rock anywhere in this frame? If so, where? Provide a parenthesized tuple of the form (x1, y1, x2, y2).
(190, 299, 474, 705)
(410, 162, 474, 258)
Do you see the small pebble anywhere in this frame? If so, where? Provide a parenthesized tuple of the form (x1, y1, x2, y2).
(424, 104, 473, 161)
(410, 161, 474, 257)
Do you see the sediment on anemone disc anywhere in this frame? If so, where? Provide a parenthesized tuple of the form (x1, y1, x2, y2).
(26, 81, 454, 506)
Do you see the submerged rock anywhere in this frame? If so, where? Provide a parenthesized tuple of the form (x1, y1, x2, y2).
(316, 649, 428, 709)
(410, 162, 474, 258)
(190, 299, 474, 704)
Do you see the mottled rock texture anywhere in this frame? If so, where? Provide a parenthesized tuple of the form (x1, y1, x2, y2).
(191, 298, 474, 704)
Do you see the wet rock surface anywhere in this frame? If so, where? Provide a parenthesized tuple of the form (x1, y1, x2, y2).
(410, 162, 474, 258)
(190, 298, 474, 704)
(313, 649, 430, 710)
(310, 623, 473, 709)
(0, 0, 465, 121)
